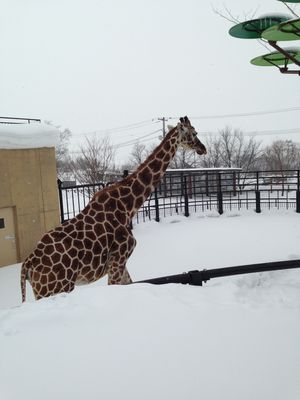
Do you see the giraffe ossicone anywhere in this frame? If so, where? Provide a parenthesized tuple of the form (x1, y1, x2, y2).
(21, 116, 207, 301)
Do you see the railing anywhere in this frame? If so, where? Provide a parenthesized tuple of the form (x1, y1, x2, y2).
(0, 116, 41, 124)
(57, 169, 300, 224)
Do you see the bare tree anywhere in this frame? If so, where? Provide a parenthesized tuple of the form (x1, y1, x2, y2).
(200, 127, 262, 171)
(122, 141, 158, 172)
(262, 140, 300, 194)
(169, 147, 200, 169)
(220, 128, 262, 170)
(56, 128, 72, 166)
(44, 121, 72, 179)
(71, 135, 116, 184)
(211, 3, 259, 24)
(128, 141, 148, 169)
(263, 140, 300, 171)
(201, 134, 223, 168)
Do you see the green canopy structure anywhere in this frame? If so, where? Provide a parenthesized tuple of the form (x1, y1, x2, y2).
(228, 2, 300, 76)
(229, 14, 291, 39)
(262, 18, 300, 41)
(251, 47, 300, 66)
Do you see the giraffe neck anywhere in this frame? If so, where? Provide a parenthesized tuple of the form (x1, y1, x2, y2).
(123, 126, 180, 218)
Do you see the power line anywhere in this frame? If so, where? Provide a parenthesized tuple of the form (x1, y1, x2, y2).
(69, 129, 161, 155)
(69, 125, 300, 156)
(114, 129, 161, 149)
(115, 136, 159, 150)
(69, 109, 300, 155)
(72, 119, 157, 137)
(169, 106, 300, 120)
(199, 127, 300, 137)
(71, 106, 300, 140)
(244, 128, 300, 137)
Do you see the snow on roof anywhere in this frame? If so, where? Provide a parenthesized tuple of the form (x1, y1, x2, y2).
(166, 167, 242, 173)
(0, 123, 60, 149)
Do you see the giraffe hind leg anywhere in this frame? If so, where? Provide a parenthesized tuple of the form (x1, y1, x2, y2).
(29, 269, 76, 300)
(107, 229, 136, 285)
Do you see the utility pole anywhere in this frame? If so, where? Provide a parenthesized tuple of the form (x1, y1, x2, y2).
(158, 117, 171, 137)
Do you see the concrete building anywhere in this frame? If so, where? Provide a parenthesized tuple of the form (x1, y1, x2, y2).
(0, 122, 60, 267)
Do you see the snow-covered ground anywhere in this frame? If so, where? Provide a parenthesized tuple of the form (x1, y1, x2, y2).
(1, 210, 300, 400)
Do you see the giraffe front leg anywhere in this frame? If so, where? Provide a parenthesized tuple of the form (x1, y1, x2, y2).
(107, 260, 132, 285)
(122, 267, 132, 284)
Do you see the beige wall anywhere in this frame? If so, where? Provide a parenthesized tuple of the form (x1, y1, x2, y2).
(0, 147, 60, 266)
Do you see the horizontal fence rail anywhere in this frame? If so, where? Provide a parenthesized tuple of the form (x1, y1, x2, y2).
(133, 259, 300, 286)
(58, 169, 300, 224)
(0, 116, 41, 124)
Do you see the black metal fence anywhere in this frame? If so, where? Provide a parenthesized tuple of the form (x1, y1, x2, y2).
(58, 169, 300, 224)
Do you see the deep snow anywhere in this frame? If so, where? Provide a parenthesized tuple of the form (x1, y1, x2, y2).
(0, 210, 300, 400)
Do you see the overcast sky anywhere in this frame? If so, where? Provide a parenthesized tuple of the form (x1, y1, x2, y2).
(1, 0, 300, 162)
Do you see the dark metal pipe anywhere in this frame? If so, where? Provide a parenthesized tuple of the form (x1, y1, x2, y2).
(134, 259, 300, 286)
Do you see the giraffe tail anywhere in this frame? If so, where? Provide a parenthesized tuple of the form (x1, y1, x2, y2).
(20, 261, 29, 303)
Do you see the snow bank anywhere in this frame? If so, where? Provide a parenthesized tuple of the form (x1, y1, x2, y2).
(1, 282, 300, 400)
(1, 211, 300, 400)
(0, 123, 60, 149)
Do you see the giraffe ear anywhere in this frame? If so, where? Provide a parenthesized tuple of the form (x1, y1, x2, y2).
(176, 122, 185, 137)
(167, 125, 174, 132)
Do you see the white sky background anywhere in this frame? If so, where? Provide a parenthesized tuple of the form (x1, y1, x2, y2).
(1, 0, 300, 163)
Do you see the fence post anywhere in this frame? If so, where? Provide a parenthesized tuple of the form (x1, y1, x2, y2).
(296, 191, 300, 213)
(255, 190, 261, 213)
(256, 171, 260, 191)
(154, 188, 160, 222)
(217, 173, 223, 215)
(205, 172, 209, 196)
(57, 179, 65, 223)
(233, 171, 237, 196)
(296, 170, 300, 213)
(184, 177, 190, 217)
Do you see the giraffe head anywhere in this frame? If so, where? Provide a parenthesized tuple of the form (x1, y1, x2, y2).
(177, 116, 206, 155)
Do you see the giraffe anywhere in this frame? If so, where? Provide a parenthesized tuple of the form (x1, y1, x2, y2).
(21, 116, 207, 301)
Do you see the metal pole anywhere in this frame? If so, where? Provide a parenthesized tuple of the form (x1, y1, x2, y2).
(57, 179, 65, 223)
(256, 171, 260, 191)
(154, 188, 160, 222)
(158, 117, 171, 137)
(255, 190, 261, 213)
(296, 191, 300, 213)
(233, 171, 237, 196)
(184, 176, 189, 217)
(162, 117, 166, 137)
(217, 173, 223, 215)
(268, 41, 300, 68)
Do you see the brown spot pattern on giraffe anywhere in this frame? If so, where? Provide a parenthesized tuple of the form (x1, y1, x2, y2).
(20, 119, 206, 300)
